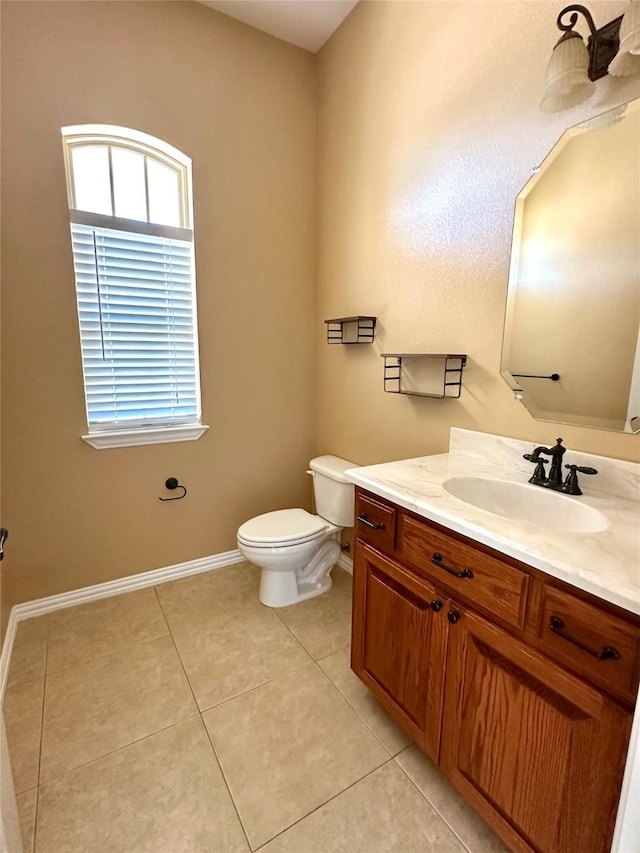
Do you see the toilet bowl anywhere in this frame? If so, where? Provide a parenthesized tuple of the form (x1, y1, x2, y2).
(237, 456, 357, 607)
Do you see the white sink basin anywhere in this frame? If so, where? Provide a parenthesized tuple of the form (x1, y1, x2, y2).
(443, 477, 608, 533)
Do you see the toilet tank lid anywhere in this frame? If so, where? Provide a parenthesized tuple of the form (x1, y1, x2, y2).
(309, 455, 357, 482)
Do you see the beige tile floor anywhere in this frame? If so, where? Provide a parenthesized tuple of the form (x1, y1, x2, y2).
(3, 562, 508, 853)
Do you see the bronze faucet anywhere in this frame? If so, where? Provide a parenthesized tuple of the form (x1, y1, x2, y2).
(523, 438, 597, 495)
(524, 437, 566, 485)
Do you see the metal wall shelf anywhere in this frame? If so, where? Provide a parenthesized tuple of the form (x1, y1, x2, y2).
(381, 353, 467, 398)
(325, 316, 377, 345)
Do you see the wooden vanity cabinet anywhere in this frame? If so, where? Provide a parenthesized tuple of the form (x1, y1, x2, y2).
(351, 487, 639, 853)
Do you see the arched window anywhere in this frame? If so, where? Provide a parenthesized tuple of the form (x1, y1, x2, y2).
(61, 125, 206, 448)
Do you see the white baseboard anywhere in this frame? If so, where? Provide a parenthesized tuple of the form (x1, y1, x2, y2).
(338, 552, 353, 575)
(0, 547, 352, 703)
(0, 549, 243, 702)
(0, 609, 20, 709)
(12, 549, 244, 622)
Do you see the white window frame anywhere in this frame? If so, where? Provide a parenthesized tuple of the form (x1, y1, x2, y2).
(61, 125, 208, 449)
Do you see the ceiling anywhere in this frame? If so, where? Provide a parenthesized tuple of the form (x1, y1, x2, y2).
(197, 0, 359, 52)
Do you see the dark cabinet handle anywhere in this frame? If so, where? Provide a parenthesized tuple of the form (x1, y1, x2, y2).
(430, 600, 443, 612)
(357, 514, 385, 531)
(447, 610, 461, 624)
(432, 552, 473, 579)
(549, 616, 621, 661)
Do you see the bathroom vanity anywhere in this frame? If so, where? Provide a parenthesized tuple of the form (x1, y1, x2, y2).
(345, 430, 640, 853)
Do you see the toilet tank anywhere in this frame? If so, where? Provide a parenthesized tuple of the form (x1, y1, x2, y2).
(309, 455, 358, 527)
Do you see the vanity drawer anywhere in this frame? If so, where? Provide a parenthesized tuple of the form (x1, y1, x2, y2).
(397, 514, 529, 629)
(354, 491, 396, 554)
(535, 585, 640, 704)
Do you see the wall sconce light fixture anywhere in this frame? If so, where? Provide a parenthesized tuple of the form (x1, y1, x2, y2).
(541, 1, 640, 111)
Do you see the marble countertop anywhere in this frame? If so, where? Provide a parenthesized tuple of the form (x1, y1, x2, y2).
(345, 443, 640, 616)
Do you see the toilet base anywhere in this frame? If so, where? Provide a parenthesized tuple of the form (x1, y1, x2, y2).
(259, 569, 333, 608)
(238, 532, 342, 608)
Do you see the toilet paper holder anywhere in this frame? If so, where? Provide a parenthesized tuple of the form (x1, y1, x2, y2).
(159, 477, 187, 501)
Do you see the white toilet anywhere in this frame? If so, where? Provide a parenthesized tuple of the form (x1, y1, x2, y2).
(237, 455, 357, 607)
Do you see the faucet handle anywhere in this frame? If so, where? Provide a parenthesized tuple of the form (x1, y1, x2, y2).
(563, 464, 597, 496)
(529, 458, 548, 484)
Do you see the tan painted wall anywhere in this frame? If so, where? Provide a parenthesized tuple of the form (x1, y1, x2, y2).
(315, 0, 640, 467)
(1, 1, 316, 612)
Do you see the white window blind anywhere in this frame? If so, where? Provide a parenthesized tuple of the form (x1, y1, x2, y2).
(71, 222, 199, 430)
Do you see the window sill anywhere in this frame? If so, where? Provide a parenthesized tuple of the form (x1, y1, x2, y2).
(82, 424, 209, 450)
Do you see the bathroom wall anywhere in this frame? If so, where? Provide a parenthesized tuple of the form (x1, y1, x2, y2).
(0, 1, 316, 617)
(315, 0, 640, 468)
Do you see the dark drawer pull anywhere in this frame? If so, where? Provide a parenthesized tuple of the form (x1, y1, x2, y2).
(549, 616, 621, 661)
(431, 552, 473, 579)
(357, 514, 386, 531)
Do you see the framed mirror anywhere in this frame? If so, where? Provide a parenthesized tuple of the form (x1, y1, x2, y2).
(501, 99, 640, 433)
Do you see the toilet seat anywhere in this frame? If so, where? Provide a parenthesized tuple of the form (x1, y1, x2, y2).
(237, 509, 328, 548)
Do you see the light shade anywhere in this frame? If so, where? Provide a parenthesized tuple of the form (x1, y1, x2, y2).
(540, 31, 593, 112)
(609, 0, 640, 76)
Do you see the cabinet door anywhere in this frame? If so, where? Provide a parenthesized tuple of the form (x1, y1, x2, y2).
(351, 542, 448, 761)
(440, 608, 632, 853)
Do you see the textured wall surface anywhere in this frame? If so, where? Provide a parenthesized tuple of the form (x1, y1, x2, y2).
(1, 1, 316, 612)
(314, 0, 640, 466)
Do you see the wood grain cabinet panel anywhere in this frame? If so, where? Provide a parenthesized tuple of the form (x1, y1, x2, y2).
(397, 513, 530, 629)
(351, 543, 448, 761)
(535, 585, 640, 706)
(354, 492, 397, 554)
(440, 609, 632, 853)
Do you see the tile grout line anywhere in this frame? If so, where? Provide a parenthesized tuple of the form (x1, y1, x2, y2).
(38, 631, 186, 685)
(189, 572, 351, 715)
(198, 714, 253, 852)
(32, 615, 51, 853)
(158, 564, 389, 851)
(160, 562, 317, 714)
(41, 629, 172, 678)
(314, 652, 409, 761)
(270, 573, 352, 663)
(33, 590, 200, 791)
(149, 582, 262, 715)
(152, 585, 202, 713)
(236, 658, 394, 850)
(194, 656, 315, 716)
(253, 756, 398, 851)
(153, 564, 314, 715)
(392, 752, 476, 853)
(235, 566, 407, 847)
(16, 562, 453, 852)
(271, 606, 317, 662)
(38, 589, 172, 679)
(152, 584, 253, 852)
(34, 714, 202, 789)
